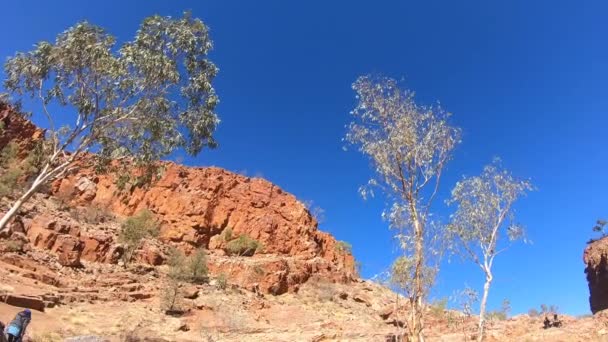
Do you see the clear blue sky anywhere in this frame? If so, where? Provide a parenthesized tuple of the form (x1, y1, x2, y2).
(1, 0, 607, 316)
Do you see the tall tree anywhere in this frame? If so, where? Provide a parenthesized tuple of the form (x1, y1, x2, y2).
(447, 159, 532, 342)
(0, 13, 219, 231)
(346, 75, 460, 341)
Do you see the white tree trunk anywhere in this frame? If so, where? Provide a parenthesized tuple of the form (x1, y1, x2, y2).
(478, 272, 493, 342)
(0, 179, 44, 232)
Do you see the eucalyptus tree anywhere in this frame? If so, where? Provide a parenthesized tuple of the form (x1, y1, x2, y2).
(447, 159, 532, 342)
(346, 75, 460, 341)
(0, 13, 219, 231)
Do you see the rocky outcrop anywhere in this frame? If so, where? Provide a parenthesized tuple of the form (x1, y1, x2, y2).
(0, 102, 45, 156)
(51, 166, 356, 293)
(0, 102, 356, 294)
(584, 236, 608, 313)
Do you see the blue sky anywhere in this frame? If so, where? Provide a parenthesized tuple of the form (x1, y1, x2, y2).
(1, 1, 607, 316)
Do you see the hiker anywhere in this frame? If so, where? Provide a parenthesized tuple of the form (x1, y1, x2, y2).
(552, 313, 562, 327)
(6, 309, 31, 342)
(543, 316, 551, 329)
(0, 320, 6, 342)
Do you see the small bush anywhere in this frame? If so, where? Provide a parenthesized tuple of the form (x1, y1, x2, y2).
(216, 273, 228, 290)
(225, 235, 262, 256)
(167, 247, 209, 284)
(528, 308, 539, 317)
(188, 248, 209, 283)
(4, 240, 24, 253)
(335, 240, 352, 254)
(487, 310, 507, 321)
(119, 209, 160, 265)
(221, 227, 233, 241)
(430, 297, 448, 316)
(161, 278, 184, 314)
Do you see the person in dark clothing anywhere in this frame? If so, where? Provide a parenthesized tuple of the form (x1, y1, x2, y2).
(0, 320, 6, 342)
(6, 309, 31, 342)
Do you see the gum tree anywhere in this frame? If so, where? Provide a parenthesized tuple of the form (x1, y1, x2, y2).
(346, 75, 460, 341)
(447, 159, 532, 342)
(0, 13, 219, 231)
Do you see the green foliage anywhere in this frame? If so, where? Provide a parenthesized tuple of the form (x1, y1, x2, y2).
(0, 141, 40, 198)
(166, 247, 208, 284)
(487, 299, 511, 321)
(188, 248, 209, 283)
(216, 273, 228, 290)
(221, 227, 233, 241)
(161, 278, 183, 314)
(335, 240, 352, 254)
(390, 256, 436, 297)
(593, 219, 607, 237)
(430, 297, 448, 316)
(225, 235, 262, 256)
(0, 12, 221, 231)
(119, 209, 160, 265)
(4, 240, 24, 253)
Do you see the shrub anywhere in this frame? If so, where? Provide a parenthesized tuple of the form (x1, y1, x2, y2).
(119, 209, 160, 265)
(221, 227, 233, 241)
(528, 308, 539, 317)
(430, 297, 448, 317)
(167, 247, 209, 284)
(216, 273, 228, 290)
(335, 240, 352, 254)
(161, 278, 183, 314)
(225, 235, 262, 256)
(188, 248, 209, 283)
(4, 240, 24, 253)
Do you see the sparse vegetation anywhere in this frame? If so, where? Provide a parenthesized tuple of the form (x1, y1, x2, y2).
(166, 247, 209, 284)
(540, 304, 559, 315)
(335, 240, 352, 254)
(0, 140, 43, 199)
(303, 200, 326, 223)
(225, 235, 262, 256)
(216, 273, 228, 290)
(4, 240, 24, 253)
(221, 227, 233, 241)
(593, 219, 607, 237)
(430, 298, 448, 317)
(119, 209, 160, 265)
(160, 278, 183, 314)
(188, 248, 209, 283)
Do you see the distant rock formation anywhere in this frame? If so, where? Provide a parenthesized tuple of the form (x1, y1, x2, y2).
(584, 236, 608, 313)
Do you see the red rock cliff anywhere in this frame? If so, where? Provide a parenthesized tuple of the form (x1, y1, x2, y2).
(0, 102, 356, 294)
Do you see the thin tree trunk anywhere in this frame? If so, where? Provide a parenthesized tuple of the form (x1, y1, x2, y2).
(411, 217, 424, 342)
(478, 272, 492, 342)
(0, 178, 44, 231)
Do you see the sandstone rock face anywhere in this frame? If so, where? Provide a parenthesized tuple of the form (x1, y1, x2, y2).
(0, 102, 45, 156)
(0, 102, 356, 294)
(52, 166, 356, 293)
(584, 237, 608, 313)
